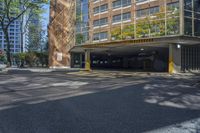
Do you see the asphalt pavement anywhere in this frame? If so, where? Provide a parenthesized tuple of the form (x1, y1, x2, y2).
(0, 70, 200, 133)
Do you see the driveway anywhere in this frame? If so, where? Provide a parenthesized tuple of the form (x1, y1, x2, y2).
(0, 70, 200, 133)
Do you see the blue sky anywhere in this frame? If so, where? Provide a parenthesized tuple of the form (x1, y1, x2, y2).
(42, 4, 50, 32)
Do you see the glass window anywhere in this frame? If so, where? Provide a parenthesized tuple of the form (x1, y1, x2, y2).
(194, 19, 200, 36)
(93, 32, 108, 40)
(112, 0, 131, 9)
(136, 0, 148, 3)
(93, 18, 108, 27)
(93, 4, 108, 14)
(113, 14, 121, 23)
(113, 12, 131, 23)
(184, 0, 192, 10)
(184, 18, 192, 36)
(123, 12, 131, 21)
(136, 6, 159, 18)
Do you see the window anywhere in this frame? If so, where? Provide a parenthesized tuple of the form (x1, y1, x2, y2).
(93, 32, 108, 41)
(194, 19, 200, 36)
(184, 18, 192, 36)
(136, 6, 159, 17)
(93, 18, 108, 27)
(149, 6, 159, 15)
(93, 7, 100, 14)
(93, 0, 99, 2)
(122, 12, 131, 21)
(113, 14, 121, 23)
(15, 49, 20, 53)
(100, 32, 108, 40)
(136, 0, 148, 3)
(100, 4, 108, 12)
(113, 12, 131, 23)
(112, 0, 131, 9)
(167, 2, 179, 11)
(93, 4, 108, 14)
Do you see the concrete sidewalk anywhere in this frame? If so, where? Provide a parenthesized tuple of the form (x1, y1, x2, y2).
(3, 67, 80, 73)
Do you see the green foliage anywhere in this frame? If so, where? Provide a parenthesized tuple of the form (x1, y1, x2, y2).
(111, 24, 135, 40)
(136, 6, 180, 38)
(111, 27, 122, 40)
(121, 24, 135, 39)
(136, 17, 151, 38)
(0, 53, 7, 64)
(111, 9, 180, 39)
(25, 52, 37, 67)
(166, 8, 180, 35)
(0, 0, 48, 65)
(14, 52, 48, 67)
(76, 34, 84, 45)
(34, 52, 48, 67)
(27, 23, 45, 52)
(13, 53, 26, 66)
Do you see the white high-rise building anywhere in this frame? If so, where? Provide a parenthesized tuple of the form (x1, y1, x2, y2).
(0, 20, 22, 54)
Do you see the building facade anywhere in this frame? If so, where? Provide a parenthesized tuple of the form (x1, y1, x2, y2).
(70, 0, 200, 73)
(0, 20, 22, 54)
(48, 0, 76, 68)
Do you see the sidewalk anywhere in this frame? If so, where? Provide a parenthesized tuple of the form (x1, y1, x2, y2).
(4, 67, 80, 73)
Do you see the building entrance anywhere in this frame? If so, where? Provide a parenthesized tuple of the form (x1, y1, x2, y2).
(71, 46, 169, 72)
(90, 47, 169, 72)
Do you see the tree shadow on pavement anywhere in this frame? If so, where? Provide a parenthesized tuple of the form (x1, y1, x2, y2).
(0, 75, 200, 133)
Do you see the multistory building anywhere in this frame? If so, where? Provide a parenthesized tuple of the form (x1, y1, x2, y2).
(70, 0, 200, 73)
(49, 0, 200, 73)
(0, 20, 22, 54)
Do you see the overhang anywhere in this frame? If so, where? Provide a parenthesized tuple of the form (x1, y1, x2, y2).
(70, 35, 200, 54)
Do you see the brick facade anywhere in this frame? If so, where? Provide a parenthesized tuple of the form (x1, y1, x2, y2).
(48, 0, 75, 68)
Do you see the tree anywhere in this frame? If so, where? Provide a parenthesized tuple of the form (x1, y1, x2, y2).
(26, 21, 45, 52)
(166, 6, 180, 35)
(136, 6, 180, 38)
(111, 27, 122, 40)
(136, 17, 151, 38)
(76, 33, 84, 45)
(0, 51, 7, 64)
(121, 24, 135, 39)
(0, 0, 48, 66)
(111, 24, 135, 40)
(20, 6, 44, 53)
(13, 52, 26, 67)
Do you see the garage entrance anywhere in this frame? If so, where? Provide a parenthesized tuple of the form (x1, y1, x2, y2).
(71, 45, 169, 72)
(90, 46, 169, 72)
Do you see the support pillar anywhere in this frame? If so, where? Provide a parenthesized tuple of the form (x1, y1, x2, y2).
(169, 44, 182, 74)
(85, 50, 91, 71)
(70, 53, 74, 68)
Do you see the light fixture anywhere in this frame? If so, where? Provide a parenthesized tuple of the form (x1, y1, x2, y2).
(177, 44, 181, 49)
(140, 48, 144, 51)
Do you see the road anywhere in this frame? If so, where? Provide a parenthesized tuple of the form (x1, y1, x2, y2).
(0, 70, 200, 133)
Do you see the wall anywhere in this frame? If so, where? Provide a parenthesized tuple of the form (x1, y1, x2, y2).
(49, 0, 75, 68)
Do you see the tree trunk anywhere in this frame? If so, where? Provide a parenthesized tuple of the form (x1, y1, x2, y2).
(3, 29, 12, 66)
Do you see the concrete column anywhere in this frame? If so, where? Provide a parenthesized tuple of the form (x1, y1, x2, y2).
(80, 53, 83, 68)
(85, 50, 91, 71)
(179, 0, 184, 35)
(169, 44, 182, 74)
(70, 53, 74, 68)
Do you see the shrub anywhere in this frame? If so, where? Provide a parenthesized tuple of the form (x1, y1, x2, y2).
(25, 52, 37, 67)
